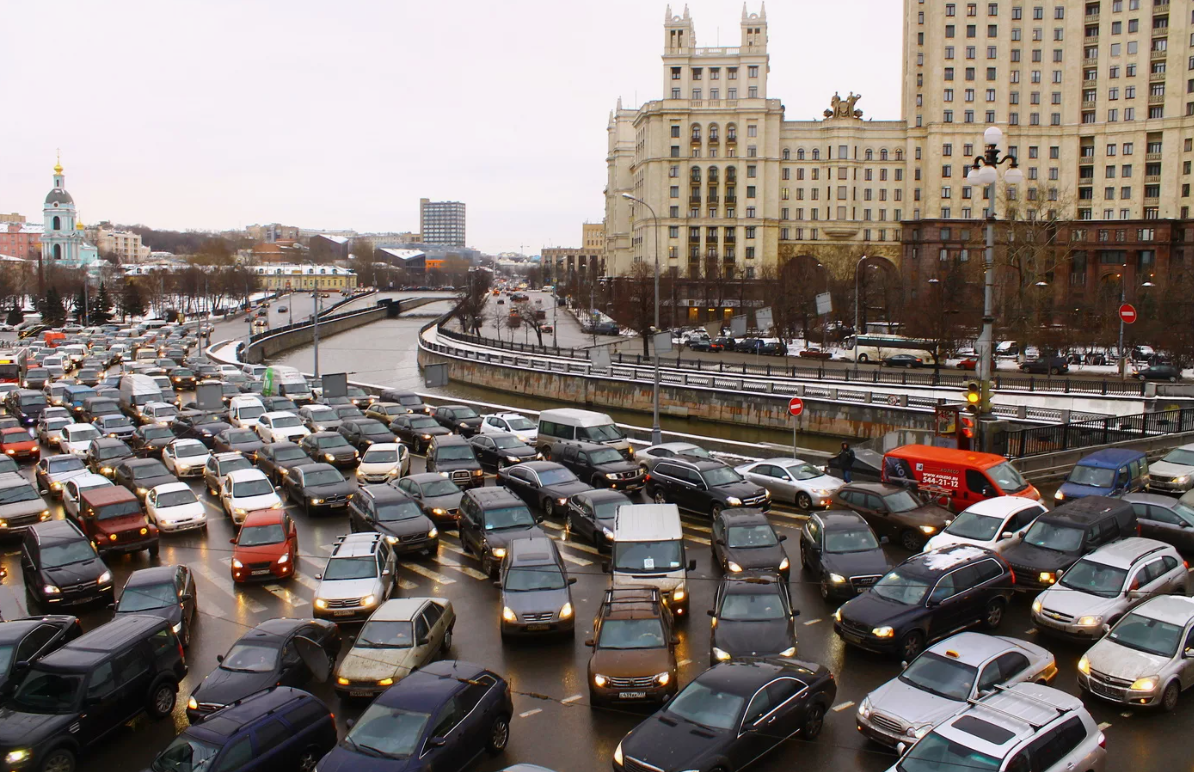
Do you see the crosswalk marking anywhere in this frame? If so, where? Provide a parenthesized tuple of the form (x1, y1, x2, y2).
(395, 577, 419, 590)
(679, 521, 712, 533)
(402, 562, 458, 585)
(437, 541, 473, 559)
(556, 550, 592, 567)
(831, 701, 856, 712)
(767, 510, 810, 525)
(264, 583, 309, 607)
(192, 561, 267, 613)
(434, 554, 491, 581)
(550, 536, 604, 556)
(561, 694, 583, 704)
(684, 534, 711, 546)
(519, 708, 542, 718)
(803, 618, 823, 626)
(293, 573, 319, 592)
(539, 521, 564, 531)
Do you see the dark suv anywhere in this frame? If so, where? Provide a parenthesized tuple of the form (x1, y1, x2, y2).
(5, 389, 47, 428)
(646, 457, 770, 517)
(458, 487, 545, 577)
(551, 440, 645, 492)
(833, 543, 1015, 660)
(1002, 496, 1137, 590)
(0, 614, 187, 772)
(586, 588, 678, 707)
(432, 404, 483, 436)
(21, 519, 114, 609)
(425, 435, 485, 488)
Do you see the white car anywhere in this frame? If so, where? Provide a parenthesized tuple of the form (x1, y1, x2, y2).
(479, 412, 539, 443)
(637, 441, 713, 473)
(219, 468, 283, 525)
(228, 396, 267, 429)
(356, 442, 411, 483)
(924, 496, 1048, 555)
(62, 473, 114, 518)
(60, 423, 102, 456)
(333, 597, 456, 698)
(255, 411, 311, 444)
(146, 482, 207, 532)
(735, 457, 843, 509)
(216, 364, 241, 377)
(162, 439, 212, 478)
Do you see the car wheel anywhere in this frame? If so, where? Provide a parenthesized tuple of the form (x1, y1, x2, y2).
(983, 599, 1005, 630)
(819, 575, 831, 600)
(900, 631, 925, 661)
(710, 503, 724, 519)
(482, 553, 495, 578)
(486, 714, 511, 755)
(1163, 681, 1181, 712)
(1170, 376, 1179, 383)
(565, 512, 575, 534)
(544, 499, 555, 519)
(900, 529, 924, 552)
(796, 492, 813, 510)
(1049, 367, 1060, 375)
(802, 703, 826, 740)
(297, 747, 320, 772)
(858, 354, 869, 364)
(181, 622, 191, 648)
(148, 541, 160, 559)
(442, 627, 453, 654)
(40, 747, 75, 772)
(653, 490, 667, 505)
(147, 680, 176, 719)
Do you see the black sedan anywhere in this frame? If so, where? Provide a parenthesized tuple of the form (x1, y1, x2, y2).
(299, 431, 360, 468)
(260, 396, 299, 414)
(113, 458, 178, 501)
(212, 427, 265, 456)
(711, 509, 790, 579)
(432, 404, 484, 436)
(882, 353, 925, 368)
(0, 615, 82, 700)
(613, 658, 835, 772)
(281, 463, 355, 515)
(497, 460, 594, 519)
(185, 617, 340, 723)
(113, 565, 197, 646)
(708, 576, 798, 664)
(392, 473, 465, 527)
(469, 431, 539, 471)
(390, 413, 451, 453)
(798, 511, 892, 601)
(1136, 363, 1183, 382)
(564, 489, 633, 550)
(337, 418, 394, 451)
(128, 424, 176, 458)
(168, 367, 197, 390)
(172, 411, 232, 448)
(254, 441, 311, 485)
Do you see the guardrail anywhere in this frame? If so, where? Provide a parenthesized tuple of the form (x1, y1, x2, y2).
(998, 407, 1194, 458)
(247, 290, 379, 344)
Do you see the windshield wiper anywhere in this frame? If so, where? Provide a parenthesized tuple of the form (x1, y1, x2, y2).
(345, 737, 395, 758)
(672, 713, 721, 733)
(901, 677, 964, 701)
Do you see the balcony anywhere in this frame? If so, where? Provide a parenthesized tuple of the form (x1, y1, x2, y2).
(689, 196, 702, 204)
(691, 136, 702, 144)
(1146, 174, 1162, 183)
(1152, 27, 1169, 38)
(1083, 56, 1099, 66)
(1151, 72, 1167, 82)
(707, 195, 719, 204)
(689, 236, 701, 244)
(726, 135, 738, 144)
(1147, 152, 1164, 161)
(1145, 196, 1161, 206)
(1151, 49, 1168, 60)
(725, 196, 738, 204)
(1083, 99, 1097, 108)
(1149, 93, 1166, 104)
(1154, 0, 1170, 10)
(1085, 11, 1100, 23)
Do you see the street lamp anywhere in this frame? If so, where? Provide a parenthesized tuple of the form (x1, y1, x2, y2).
(966, 126, 1023, 432)
(621, 192, 663, 445)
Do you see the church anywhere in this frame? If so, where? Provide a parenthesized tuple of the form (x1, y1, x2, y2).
(41, 158, 99, 270)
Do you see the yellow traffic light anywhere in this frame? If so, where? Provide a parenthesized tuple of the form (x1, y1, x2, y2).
(964, 381, 981, 414)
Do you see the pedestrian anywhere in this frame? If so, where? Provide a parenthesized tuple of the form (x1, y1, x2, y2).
(837, 441, 856, 483)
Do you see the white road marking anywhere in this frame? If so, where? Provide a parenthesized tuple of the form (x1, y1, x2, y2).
(519, 708, 542, 718)
(192, 561, 267, 613)
(685, 535, 712, 546)
(1120, 711, 1133, 718)
(395, 577, 419, 590)
(803, 618, 823, 626)
(680, 521, 712, 533)
(402, 562, 457, 585)
(438, 541, 473, 558)
(562, 694, 583, 704)
(539, 521, 564, 531)
(293, 573, 320, 592)
(768, 510, 810, 524)
(556, 551, 592, 567)
(264, 583, 308, 607)
(434, 554, 491, 581)
(1024, 628, 1037, 635)
(678, 658, 692, 667)
(550, 537, 604, 556)
(317, 544, 335, 554)
(831, 701, 856, 712)
(1098, 722, 1112, 731)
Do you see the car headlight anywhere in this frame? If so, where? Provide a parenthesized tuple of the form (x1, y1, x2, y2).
(43, 584, 61, 595)
(778, 557, 790, 571)
(438, 471, 449, 477)
(234, 508, 247, 516)
(557, 497, 568, 505)
(385, 535, 399, 544)
(1078, 655, 1090, 675)
(559, 602, 574, 619)
(1131, 676, 1159, 692)
(858, 696, 873, 718)
(270, 501, 283, 509)
(377, 677, 394, 686)
(50, 481, 61, 490)
(1032, 599, 1042, 614)
(277, 553, 289, 565)
(727, 560, 743, 573)
(507, 456, 522, 464)
(1039, 571, 1056, 585)
(314, 598, 327, 609)
(428, 527, 438, 539)
(324, 453, 335, 461)
(1077, 615, 1103, 627)
(187, 696, 198, 710)
(919, 525, 936, 535)
(421, 434, 432, 439)
(491, 547, 507, 559)
(502, 606, 517, 622)
(830, 573, 847, 584)
(673, 584, 686, 602)
(594, 674, 609, 687)
(101, 466, 112, 474)
(98, 570, 112, 584)
(311, 498, 324, 505)
(601, 526, 614, 539)
(432, 508, 447, 516)
(725, 496, 742, 506)
(778, 646, 797, 658)
(613, 741, 623, 766)
(712, 647, 732, 661)
(1054, 490, 1065, 501)
(172, 622, 183, 634)
(813, 488, 831, 496)
(605, 472, 618, 480)
(872, 626, 895, 638)
(361, 594, 376, 607)
(336, 677, 350, 686)
(231, 559, 244, 569)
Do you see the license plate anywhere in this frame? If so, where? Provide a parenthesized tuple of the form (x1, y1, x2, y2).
(618, 692, 647, 699)
(349, 690, 372, 697)
(843, 632, 863, 644)
(526, 623, 550, 631)
(333, 609, 355, 617)
(251, 569, 270, 576)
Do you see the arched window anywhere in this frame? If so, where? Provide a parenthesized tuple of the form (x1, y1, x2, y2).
(52, 216, 60, 231)
(797, 148, 805, 160)
(895, 149, 904, 160)
(880, 148, 889, 161)
(52, 244, 62, 261)
(726, 166, 737, 181)
(708, 166, 719, 182)
(690, 166, 702, 182)
(782, 148, 790, 160)
(709, 123, 720, 142)
(690, 123, 701, 141)
(812, 148, 820, 160)
(865, 149, 873, 160)
(726, 123, 737, 141)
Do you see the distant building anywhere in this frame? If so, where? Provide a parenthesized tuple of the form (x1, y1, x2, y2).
(377, 247, 426, 272)
(0, 222, 41, 260)
(543, 222, 607, 283)
(310, 234, 349, 261)
(582, 223, 604, 253)
(41, 158, 99, 270)
(88, 223, 151, 263)
(0, 214, 25, 224)
(250, 264, 357, 291)
(419, 199, 466, 247)
(246, 223, 300, 243)
(249, 242, 303, 264)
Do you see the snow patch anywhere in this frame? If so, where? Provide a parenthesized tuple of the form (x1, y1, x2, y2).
(921, 545, 988, 570)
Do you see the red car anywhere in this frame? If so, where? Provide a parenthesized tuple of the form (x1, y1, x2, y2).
(0, 427, 40, 461)
(230, 508, 299, 583)
(956, 357, 979, 371)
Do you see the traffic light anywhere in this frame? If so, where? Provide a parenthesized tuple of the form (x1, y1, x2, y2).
(979, 380, 993, 415)
(964, 381, 981, 414)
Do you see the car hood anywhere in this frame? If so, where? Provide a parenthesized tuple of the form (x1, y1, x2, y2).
(1037, 586, 1123, 619)
(358, 461, 400, 475)
(0, 500, 47, 519)
(867, 677, 967, 731)
(315, 746, 415, 772)
(801, 473, 843, 492)
(822, 548, 892, 578)
(503, 587, 570, 616)
(0, 707, 73, 746)
(1085, 639, 1174, 680)
(594, 461, 640, 475)
(307, 481, 355, 498)
(841, 592, 921, 629)
(193, 666, 278, 708)
(433, 459, 481, 471)
(274, 426, 310, 439)
(1057, 482, 1113, 499)
(235, 542, 287, 562)
(43, 557, 107, 588)
(1149, 460, 1193, 479)
(457, 417, 482, 428)
(337, 646, 418, 682)
(712, 618, 794, 656)
(319, 577, 380, 599)
(484, 525, 546, 549)
(155, 502, 207, 522)
(622, 713, 726, 771)
(422, 492, 462, 510)
(231, 493, 281, 510)
(589, 647, 673, 678)
(133, 474, 176, 491)
(502, 446, 538, 459)
(542, 480, 593, 499)
(726, 544, 788, 571)
(713, 481, 767, 499)
(1003, 542, 1078, 572)
(376, 517, 434, 539)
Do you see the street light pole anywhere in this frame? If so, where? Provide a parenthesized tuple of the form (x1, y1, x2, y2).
(622, 192, 662, 445)
(312, 285, 321, 379)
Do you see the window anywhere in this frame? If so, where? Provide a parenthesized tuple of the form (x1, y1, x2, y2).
(213, 738, 254, 772)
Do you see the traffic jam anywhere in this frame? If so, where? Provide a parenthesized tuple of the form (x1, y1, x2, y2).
(0, 318, 1190, 772)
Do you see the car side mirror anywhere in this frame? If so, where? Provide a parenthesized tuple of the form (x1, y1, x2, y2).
(688, 559, 697, 571)
(427, 736, 447, 748)
(896, 742, 908, 756)
(382, 569, 392, 576)
(229, 538, 237, 545)
(1185, 647, 1194, 659)
(492, 580, 502, 588)
(879, 535, 890, 545)
(1102, 623, 1112, 636)
(1127, 589, 1144, 600)
(900, 660, 908, 670)
(345, 718, 355, 730)
(315, 573, 322, 580)
(1000, 532, 1013, 540)
(584, 638, 595, 647)
(778, 534, 787, 542)
(601, 561, 610, 574)
(715, 538, 726, 546)
(568, 577, 578, 586)
(1018, 532, 1026, 540)
(39, 489, 48, 496)
(216, 654, 224, 663)
(418, 636, 431, 646)
(180, 593, 193, 602)
(706, 609, 716, 617)
(535, 515, 545, 523)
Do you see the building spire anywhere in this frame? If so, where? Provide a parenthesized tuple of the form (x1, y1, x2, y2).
(54, 149, 63, 176)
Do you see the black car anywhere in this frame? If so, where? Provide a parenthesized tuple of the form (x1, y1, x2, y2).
(426, 434, 485, 488)
(711, 508, 791, 579)
(613, 658, 835, 772)
(213, 427, 265, 456)
(389, 413, 451, 452)
(469, 431, 538, 471)
(299, 431, 360, 468)
(185, 617, 340, 723)
(497, 460, 594, 518)
(172, 411, 233, 448)
(0, 615, 187, 772)
(21, 369, 50, 390)
(1002, 496, 1137, 590)
(337, 418, 394, 450)
(882, 353, 926, 368)
(1136, 363, 1183, 382)
(565, 489, 633, 550)
(348, 484, 439, 555)
(5, 389, 47, 428)
(392, 473, 465, 527)
(798, 511, 892, 600)
(457, 487, 546, 577)
(551, 440, 645, 492)
(0, 615, 82, 700)
(1019, 356, 1070, 375)
(128, 424, 176, 458)
(168, 367, 197, 390)
(85, 437, 135, 478)
(378, 388, 428, 414)
(647, 457, 770, 518)
(113, 457, 178, 501)
(432, 404, 484, 437)
(833, 544, 1014, 660)
(113, 565, 198, 646)
(282, 463, 355, 515)
(708, 575, 798, 664)
(253, 441, 311, 485)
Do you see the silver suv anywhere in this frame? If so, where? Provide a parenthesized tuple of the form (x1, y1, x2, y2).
(1031, 537, 1189, 640)
(1078, 594, 1194, 712)
(314, 532, 397, 622)
(886, 683, 1105, 772)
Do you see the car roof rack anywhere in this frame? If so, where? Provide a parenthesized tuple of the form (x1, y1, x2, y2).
(965, 684, 1070, 729)
(604, 587, 662, 604)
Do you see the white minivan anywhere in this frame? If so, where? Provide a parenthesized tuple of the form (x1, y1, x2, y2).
(228, 396, 267, 429)
(607, 503, 695, 618)
(536, 408, 633, 460)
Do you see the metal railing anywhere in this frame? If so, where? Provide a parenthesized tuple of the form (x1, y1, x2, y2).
(998, 407, 1194, 458)
(247, 290, 379, 344)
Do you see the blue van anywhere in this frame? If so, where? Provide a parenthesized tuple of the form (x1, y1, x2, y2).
(62, 384, 96, 416)
(1055, 448, 1149, 503)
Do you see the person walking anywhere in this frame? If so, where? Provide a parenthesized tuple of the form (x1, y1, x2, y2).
(836, 442, 856, 483)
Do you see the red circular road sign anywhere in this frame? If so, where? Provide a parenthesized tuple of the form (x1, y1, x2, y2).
(1119, 303, 1138, 324)
(788, 397, 805, 417)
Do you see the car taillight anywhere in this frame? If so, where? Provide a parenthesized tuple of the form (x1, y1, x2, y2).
(644, 474, 651, 482)
(1137, 523, 1142, 536)
(1097, 732, 1106, 749)
(177, 639, 185, 661)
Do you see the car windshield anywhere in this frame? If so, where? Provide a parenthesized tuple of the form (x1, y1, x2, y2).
(11, 670, 82, 713)
(899, 652, 979, 701)
(232, 479, 274, 498)
(665, 680, 745, 732)
(409, 417, 439, 429)
(1108, 613, 1185, 658)
(1023, 521, 1084, 552)
(719, 590, 787, 620)
(783, 463, 824, 481)
(577, 423, 622, 442)
(324, 556, 377, 581)
(0, 644, 14, 674)
(824, 527, 881, 553)
(726, 524, 778, 548)
(132, 463, 170, 480)
(18, 394, 47, 407)
(483, 506, 536, 530)
(69, 426, 100, 441)
(592, 500, 624, 521)
(703, 467, 743, 487)
(397, 396, 423, 406)
(356, 620, 414, 648)
(872, 570, 932, 605)
(151, 737, 221, 772)
(103, 416, 133, 427)
(420, 479, 460, 496)
(505, 566, 566, 591)
(0, 483, 38, 504)
(335, 407, 363, 419)
(142, 427, 173, 440)
(597, 618, 666, 649)
(40, 540, 96, 568)
(271, 416, 302, 428)
(435, 446, 475, 461)
(537, 467, 579, 485)
(493, 437, 525, 450)
(48, 456, 85, 473)
(304, 469, 345, 486)
(363, 448, 399, 464)
(97, 445, 129, 460)
(118, 581, 177, 612)
(227, 430, 257, 443)
(896, 732, 1001, 772)
(236, 406, 265, 420)
(376, 500, 423, 522)
(318, 435, 351, 449)
(945, 511, 1006, 541)
(1059, 558, 1128, 598)
(95, 499, 142, 519)
(157, 489, 198, 508)
(221, 642, 280, 673)
(588, 448, 624, 464)
(345, 704, 430, 759)
(505, 416, 535, 431)
(883, 490, 923, 512)
(306, 408, 336, 421)
(1162, 448, 1194, 466)
(174, 443, 207, 458)
(273, 446, 308, 461)
(238, 524, 285, 546)
(1066, 465, 1116, 488)
(46, 419, 72, 431)
(613, 540, 683, 572)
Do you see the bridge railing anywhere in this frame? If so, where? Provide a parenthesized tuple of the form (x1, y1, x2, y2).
(997, 407, 1194, 458)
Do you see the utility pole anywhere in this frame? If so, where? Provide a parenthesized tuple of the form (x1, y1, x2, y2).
(312, 285, 321, 378)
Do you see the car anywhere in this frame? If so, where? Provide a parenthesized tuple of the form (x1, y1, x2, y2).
(426, 434, 485, 488)
(316, 660, 513, 772)
(636, 441, 714, 474)
(551, 440, 644, 491)
(1125, 492, 1194, 552)
(923, 496, 1047, 555)
(253, 440, 311, 484)
(168, 366, 197, 390)
(832, 482, 953, 551)
(113, 457, 178, 501)
(586, 588, 678, 706)
(260, 396, 299, 414)
(230, 508, 300, 583)
(20, 519, 114, 609)
(458, 487, 547, 577)
(470, 431, 538, 471)
(883, 353, 926, 368)
(0, 615, 82, 701)
(798, 510, 893, 600)
(61, 473, 113, 519)
(498, 535, 576, 638)
(128, 423, 176, 458)
(709, 575, 798, 664)
(161, 438, 211, 478)
(612, 658, 836, 772)
(337, 417, 395, 450)
(282, 462, 355, 515)
(203, 451, 254, 496)
(1019, 355, 1070, 375)
(186, 618, 341, 723)
(313, 532, 398, 622)
(0, 426, 39, 462)
(85, 437, 135, 478)
(146, 481, 208, 533)
(734, 457, 843, 509)
(93, 412, 137, 440)
(479, 412, 539, 443)
(35, 415, 74, 448)
(711, 508, 791, 578)
(349, 484, 439, 554)
(564, 489, 633, 550)
(433, 404, 484, 436)
(297, 404, 343, 433)
(1003, 496, 1137, 590)
(333, 597, 457, 699)
(497, 460, 593, 518)
(331, 404, 364, 422)
(355, 441, 411, 483)
(5, 389, 47, 427)
(1135, 362, 1183, 382)
(74, 485, 160, 558)
(1031, 537, 1188, 640)
(363, 401, 411, 424)
(1146, 443, 1194, 494)
(213, 427, 265, 456)
(34, 453, 88, 498)
(647, 457, 770, 518)
(857, 632, 1058, 747)
(254, 410, 311, 443)
(834, 544, 1015, 660)
(392, 472, 465, 527)
(219, 468, 282, 525)
(390, 412, 452, 452)
(113, 564, 198, 646)
(299, 430, 360, 468)
(172, 410, 232, 447)
(59, 422, 101, 456)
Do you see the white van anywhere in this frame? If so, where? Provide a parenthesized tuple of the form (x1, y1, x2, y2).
(536, 408, 633, 459)
(267, 366, 313, 404)
(228, 395, 267, 429)
(606, 503, 695, 617)
(118, 374, 167, 417)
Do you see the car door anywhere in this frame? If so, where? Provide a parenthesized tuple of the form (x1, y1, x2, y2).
(473, 437, 495, 469)
(859, 493, 895, 537)
(732, 684, 781, 766)
(78, 659, 126, 742)
(420, 695, 470, 770)
(250, 718, 294, 771)
(411, 608, 437, 668)
(177, 567, 196, 626)
(800, 518, 824, 575)
(925, 570, 969, 637)
(571, 497, 594, 541)
(1139, 505, 1194, 551)
(458, 500, 481, 555)
(13, 624, 61, 668)
(278, 639, 307, 686)
(1179, 625, 1194, 690)
(504, 467, 535, 506)
(711, 515, 727, 566)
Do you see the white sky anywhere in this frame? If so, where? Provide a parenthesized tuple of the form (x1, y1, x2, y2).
(2, 0, 902, 254)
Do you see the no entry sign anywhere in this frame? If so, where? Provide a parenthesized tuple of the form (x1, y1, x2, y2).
(788, 397, 805, 417)
(1119, 303, 1137, 324)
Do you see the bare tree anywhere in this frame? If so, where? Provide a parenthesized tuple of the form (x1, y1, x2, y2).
(610, 261, 656, 357)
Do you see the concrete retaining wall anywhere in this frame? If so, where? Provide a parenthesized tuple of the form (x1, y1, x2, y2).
(245, 306, 388, 364)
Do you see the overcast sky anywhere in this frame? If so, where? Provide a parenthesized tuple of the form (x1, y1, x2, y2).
(3, 0, 902, 254)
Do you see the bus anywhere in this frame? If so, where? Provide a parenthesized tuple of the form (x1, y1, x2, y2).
(844, 333, 940, 364)
(0, 349, 27, 384)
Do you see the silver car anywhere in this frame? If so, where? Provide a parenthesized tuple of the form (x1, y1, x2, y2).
(636, 442, 712, 474)
(299, 405, 343, 433)
(858, 632, 1057, 747)
(314, 532, 397, 622)
(1078, 594, 1194, 711)
(735, 457, 843, 509)
(1032, 537, 1189, 641)
(1147, 442, 1194, 493)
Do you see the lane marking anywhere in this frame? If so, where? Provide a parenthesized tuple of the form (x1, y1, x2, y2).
(831, 701, 856, 712)
(519, 708, 542, 718)
(402, 562, 458, 585)
(678, 658, 692, 667)
(434, 554, 491, 581)
(1098, 722, 1112, 731)
(768, 511, 810, 524)
(1023, 628, 1037, 635)
(550, 537, 605, 556)
(685, 535, 711, 546)
(396, 577, 419, 590)
(679, 520, 712, 533)
(556, 551, 592, 567)
(293, 573, 320, 592)
(562, 694, 583, 704)
(539, 521, 564, 531)
(803, 618, 823, 626)
(264, 583, 309, 607)
(1120, 712, 1132, 718)
(192, 561, 267, 613)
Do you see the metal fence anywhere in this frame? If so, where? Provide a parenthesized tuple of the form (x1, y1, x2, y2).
(247, 291, 381, 344)
(997, 407, 1194, 458)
